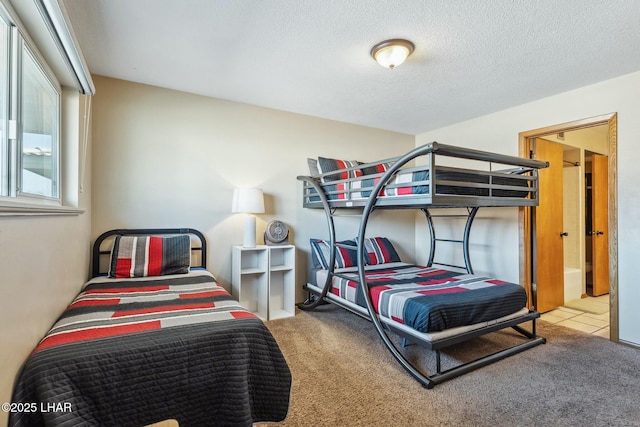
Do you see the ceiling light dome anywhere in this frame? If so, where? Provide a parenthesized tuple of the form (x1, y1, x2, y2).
(370, 39, 415, 69)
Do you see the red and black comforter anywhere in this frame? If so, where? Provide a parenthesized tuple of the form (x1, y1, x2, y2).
(328, 264, 527, 333)
(10, 271, 291, 427)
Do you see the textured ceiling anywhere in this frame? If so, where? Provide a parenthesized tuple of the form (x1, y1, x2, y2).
(62, 0, 640, 135)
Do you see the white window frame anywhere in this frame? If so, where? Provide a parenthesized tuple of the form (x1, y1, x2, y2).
(0, 2, 80, 215)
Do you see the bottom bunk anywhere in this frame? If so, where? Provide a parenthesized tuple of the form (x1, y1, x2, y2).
(302, 261, 546, 388)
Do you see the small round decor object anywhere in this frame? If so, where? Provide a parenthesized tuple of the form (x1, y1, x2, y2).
(264, 220, 289, 245)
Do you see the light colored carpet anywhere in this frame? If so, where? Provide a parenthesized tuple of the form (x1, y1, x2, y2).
(563, 297, 608, 314)
(260, 305, 640, 427)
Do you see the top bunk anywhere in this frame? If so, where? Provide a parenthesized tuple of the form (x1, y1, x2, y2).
(299, 142, 549, 209)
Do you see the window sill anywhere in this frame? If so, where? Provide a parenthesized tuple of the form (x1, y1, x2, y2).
(0, 200, 84, 216)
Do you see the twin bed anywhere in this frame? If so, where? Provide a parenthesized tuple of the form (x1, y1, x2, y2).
(10, 229, 291, 427)
(299, 142, 548, 388)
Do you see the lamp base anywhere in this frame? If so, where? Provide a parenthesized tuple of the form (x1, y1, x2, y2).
(243, 214, 257, 248)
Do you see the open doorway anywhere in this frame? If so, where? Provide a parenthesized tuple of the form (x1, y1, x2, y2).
(518, 113, 618, 342)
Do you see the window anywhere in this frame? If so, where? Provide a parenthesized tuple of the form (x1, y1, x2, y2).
(20, 44, 60, 199)
(0, 9, 61, 206)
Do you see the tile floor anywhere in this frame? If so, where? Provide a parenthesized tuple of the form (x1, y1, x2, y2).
(540, 294, 610, 338)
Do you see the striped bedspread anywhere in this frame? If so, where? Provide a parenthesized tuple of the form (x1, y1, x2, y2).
(328, 264, 527, 333)
(10, 270, 291, 427)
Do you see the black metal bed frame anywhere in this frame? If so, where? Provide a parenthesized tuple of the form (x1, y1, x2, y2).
(297, 142, 548, 389)
(91, 228, 207, 278)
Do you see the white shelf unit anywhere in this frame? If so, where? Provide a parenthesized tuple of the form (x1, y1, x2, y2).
(232, 245, 295, 320)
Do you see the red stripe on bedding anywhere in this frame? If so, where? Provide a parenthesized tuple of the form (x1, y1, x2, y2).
(336, 160, 348, 200)
(147, 236, 163, 276)
(417, 286, 466, 295)
(115, 258, 132, 278)
(371, 177, 385, 197)
(397, 186, 412, 195)
(391, 315, 404, 324)
(416, 269, 452, 277)
(230, 311, 258, 319)
(35, 320, 161, 352)
(416, 278, 460, 286)
(179, 290, 228, 299)
(70, 298, 121, 308)
(335, 159, 348, 180)
(84, 286, 171, 294)
(112, 302, 215, 317)
(369, 285, 392, 313)
(487, 279, 508, 285)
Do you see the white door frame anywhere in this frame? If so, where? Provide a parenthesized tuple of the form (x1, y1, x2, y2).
(518, 113, 618, 341)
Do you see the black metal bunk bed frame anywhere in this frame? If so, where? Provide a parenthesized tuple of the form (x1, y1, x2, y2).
(298, 141, 548, 388)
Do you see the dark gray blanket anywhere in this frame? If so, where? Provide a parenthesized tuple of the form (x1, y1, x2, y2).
(9, 274, 291, 427)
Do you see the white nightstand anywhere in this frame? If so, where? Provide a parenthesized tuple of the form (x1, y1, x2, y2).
(231, 245, 295, 320)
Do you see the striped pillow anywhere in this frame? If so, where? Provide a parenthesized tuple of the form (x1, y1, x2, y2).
(310, 238, 358, 269)
(109, 235, 191, 278)
(317, 157, 362, 182)
(360, 161, 394, 176)
(307, 158, 320, 176)
(317, 157, 362, 201)
(361, 237, 401, 265)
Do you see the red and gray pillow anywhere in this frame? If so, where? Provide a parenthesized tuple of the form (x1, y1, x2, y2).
(309, 157, 398, 200)
(310, 237, 401, 269)
(316, 157, 362, 201)
(317, 157, 362, 182)
(360, 161, 393, 176)
(360, 237, 401, 265)
(109, 235, 191, 278)
(310, 238, 358, 269)
(309, 157, 393, 179)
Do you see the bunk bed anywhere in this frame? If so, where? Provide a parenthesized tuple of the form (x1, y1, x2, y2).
(298, 141, 548, 388)
(10, 229, 291, 427)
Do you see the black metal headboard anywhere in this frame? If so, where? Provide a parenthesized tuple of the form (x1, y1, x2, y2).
(91, 228, 207, 278)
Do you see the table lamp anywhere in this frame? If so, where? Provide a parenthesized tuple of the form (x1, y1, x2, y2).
(232, 188, 265, 248)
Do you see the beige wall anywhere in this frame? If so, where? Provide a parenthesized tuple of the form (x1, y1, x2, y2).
(416, 70, 640, 346)
(90, 76, 416, 301)
(0, 91, 92, 426)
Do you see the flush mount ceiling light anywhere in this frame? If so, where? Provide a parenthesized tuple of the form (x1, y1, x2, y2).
(370, 38, 415, 69)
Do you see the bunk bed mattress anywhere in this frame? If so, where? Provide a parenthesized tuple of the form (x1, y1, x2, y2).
(10, 270, 291, 427)
(312, 263, 527, 333)
(349, 170, 530, 199)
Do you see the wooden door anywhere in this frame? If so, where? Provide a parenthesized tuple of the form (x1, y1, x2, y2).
(533, 138, 565, 312)
(591, 154, 609, 296)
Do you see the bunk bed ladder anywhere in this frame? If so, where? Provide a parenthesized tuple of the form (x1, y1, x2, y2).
(424, 207, 479, 274)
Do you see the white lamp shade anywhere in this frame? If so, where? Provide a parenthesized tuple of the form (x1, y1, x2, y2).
(232, 188, 265, 214)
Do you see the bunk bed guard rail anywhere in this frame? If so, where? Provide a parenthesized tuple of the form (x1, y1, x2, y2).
(300, 142, 548, 209)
